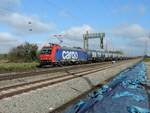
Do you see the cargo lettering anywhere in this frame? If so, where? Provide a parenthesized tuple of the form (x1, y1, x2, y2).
(62, 51, 78, 60)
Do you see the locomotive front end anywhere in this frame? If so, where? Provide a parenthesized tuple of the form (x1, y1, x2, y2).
(39, 47, 52, 66)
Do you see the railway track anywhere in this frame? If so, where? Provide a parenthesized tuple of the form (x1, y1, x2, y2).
(0, 61, 127, 100)
(0, 59, 137, 82)
(0, 62, 111, 81)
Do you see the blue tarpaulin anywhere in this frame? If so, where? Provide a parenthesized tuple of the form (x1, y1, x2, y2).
(64, 62, 150, 113)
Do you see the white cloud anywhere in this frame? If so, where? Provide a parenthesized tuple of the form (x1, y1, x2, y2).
(111, 24, 149, 39)
(61, 25, 94, 47)
(0, 32, 21, 53)
(0, 13, 55, 35)
(0, 0, 55, 35)
(137, 36, 150, 42)
(0, 32, 18, 44)
(63, 24, 94, 41)
(110, 24, 150, 56)
(0, 0, 56, 53)
(43, 25, 95, 49)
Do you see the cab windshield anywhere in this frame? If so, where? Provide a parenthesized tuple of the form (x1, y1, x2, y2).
(41, 48, 51, 54)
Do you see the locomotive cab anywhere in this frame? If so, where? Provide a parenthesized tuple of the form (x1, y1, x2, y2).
(39, 43, 61, 66)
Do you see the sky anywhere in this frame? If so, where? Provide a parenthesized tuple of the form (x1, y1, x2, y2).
(0, 0, 150, 56)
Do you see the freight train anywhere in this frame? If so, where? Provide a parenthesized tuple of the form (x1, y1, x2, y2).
(38, 43, 126, 67)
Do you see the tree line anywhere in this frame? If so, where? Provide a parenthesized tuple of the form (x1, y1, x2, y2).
(5, 42, 39, 62)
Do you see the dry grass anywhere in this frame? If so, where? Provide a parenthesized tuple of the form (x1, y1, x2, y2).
(144, 58, 150, 62)
(0, 62, 39, 73)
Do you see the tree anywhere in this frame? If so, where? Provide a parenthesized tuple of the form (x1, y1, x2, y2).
(8, 42, 38, 62)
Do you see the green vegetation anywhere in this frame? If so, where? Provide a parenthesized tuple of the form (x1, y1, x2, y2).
(0, 54, 8, 60)
(0, 62, 39, 73)
(8, 42, 38, 62)
(144, 57, 150, 62)
(0, 42, 40, 73)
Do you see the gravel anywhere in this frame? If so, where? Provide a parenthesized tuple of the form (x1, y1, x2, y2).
(145, 62, 150, 79)
(0, 59, 140, 113)
(145, 62, 150, 95)
(0, 71, 65, 89)
(0, 63, 108, 89)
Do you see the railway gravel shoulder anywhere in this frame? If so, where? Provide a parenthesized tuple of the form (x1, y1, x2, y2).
(0, 62, 113, 89)
(145, 62, 150, 101)
(0, 62, 124, 99)
(0, 60, 135, 90)
(0, 59, 140, 113)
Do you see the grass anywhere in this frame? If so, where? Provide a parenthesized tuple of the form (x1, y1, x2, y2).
(0, 62, 39, 73)
(144, 57, 150, 62)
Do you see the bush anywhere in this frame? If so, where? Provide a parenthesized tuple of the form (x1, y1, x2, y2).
(8, 42, 38, 62)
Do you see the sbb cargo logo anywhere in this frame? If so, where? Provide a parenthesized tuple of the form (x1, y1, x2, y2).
(62, 51, 78, 60)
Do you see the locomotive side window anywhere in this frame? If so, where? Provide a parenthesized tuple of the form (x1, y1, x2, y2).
(41, 48, 51, 54)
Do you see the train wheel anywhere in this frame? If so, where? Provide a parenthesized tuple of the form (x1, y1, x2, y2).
(58, 62, 63, 67)
(52, 63, 56, 67)
(37, 64, 42, 68)
(37, 62, 44, 68)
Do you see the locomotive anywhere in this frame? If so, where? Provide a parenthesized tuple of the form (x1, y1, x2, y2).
(38, 43, 125, 66)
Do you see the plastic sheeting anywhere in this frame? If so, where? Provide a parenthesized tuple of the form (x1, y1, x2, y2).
(64, 62, 150, 113)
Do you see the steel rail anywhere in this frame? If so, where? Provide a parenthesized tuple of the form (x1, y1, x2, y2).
(0, 62, 124, 100)
(0, 62, 111, 81)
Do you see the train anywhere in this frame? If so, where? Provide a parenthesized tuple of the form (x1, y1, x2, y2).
(38, 43, 127, 67)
